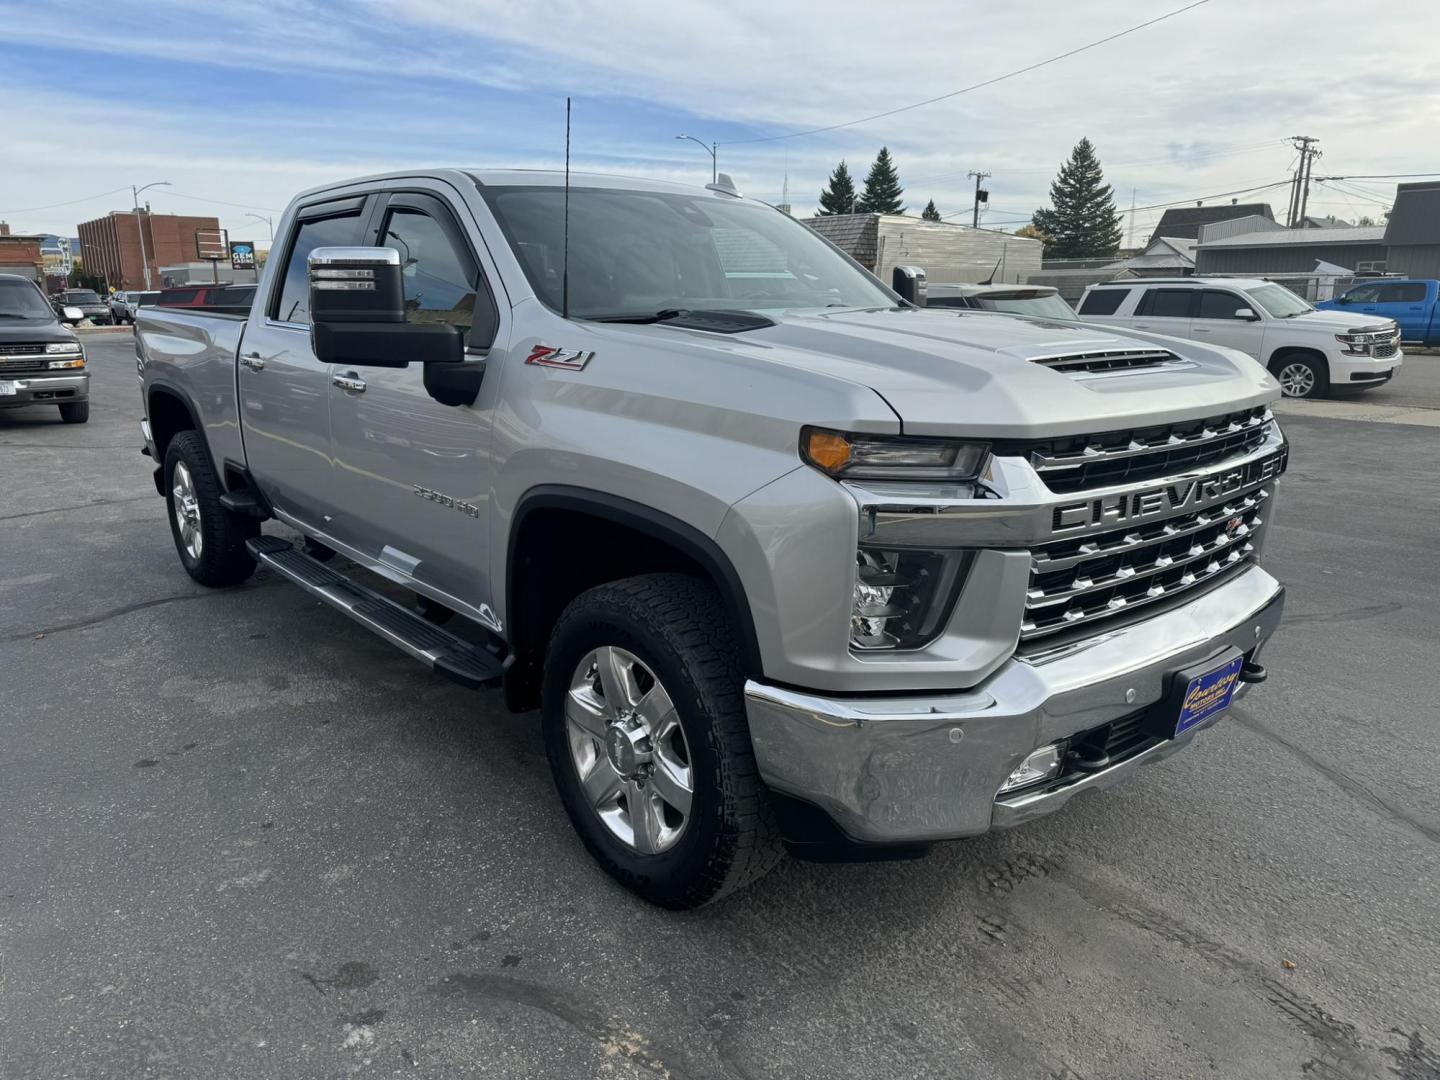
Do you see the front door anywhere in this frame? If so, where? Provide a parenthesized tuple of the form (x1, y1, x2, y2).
(238, 196, 371, 529)
(1190, 289, 1264, 357)
(324, 189, 506, 623)
(1374, 281, 1429, 340)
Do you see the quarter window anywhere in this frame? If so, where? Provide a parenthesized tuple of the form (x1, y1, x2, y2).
(274, 210, 363, 324)
(1380, 282, 1426, 303)
(1078, 289, 1126, 315)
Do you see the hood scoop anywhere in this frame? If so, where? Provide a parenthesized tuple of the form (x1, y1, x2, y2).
(1030, 348, 1190, 377)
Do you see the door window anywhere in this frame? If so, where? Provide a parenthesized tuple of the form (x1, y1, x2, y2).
(1342, 283, 1384, 304)
(1078, 289, 1127, 315)
(1196, 290, 1249, 320)
(274, 210, 363, 324)
(1138, 289, 1194, 318)
(380, 208, 481, 342)
(1379, 282, 1426, 303)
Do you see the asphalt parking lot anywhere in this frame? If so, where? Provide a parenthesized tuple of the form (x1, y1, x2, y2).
(3, 332, 1438, 1080)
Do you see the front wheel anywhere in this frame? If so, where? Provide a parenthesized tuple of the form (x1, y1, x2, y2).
(58, 401, 89, 424)
(1272, 355, 1328, 398)
(542, 574, 781, 909)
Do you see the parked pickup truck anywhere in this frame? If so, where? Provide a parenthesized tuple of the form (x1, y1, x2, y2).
(136, 170, 1289, 908)
(0, 273, 90, 423)
(1078, 277, 1402, 398)
(1316, 278, 1440, 347)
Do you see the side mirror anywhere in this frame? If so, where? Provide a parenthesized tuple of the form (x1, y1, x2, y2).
(61, 305, 85, 323)
(308, 246, 463, 370)
(892, 265, 927, 307)
(1234, 306, 1260, 321)
(1333, 295, 1351, 305)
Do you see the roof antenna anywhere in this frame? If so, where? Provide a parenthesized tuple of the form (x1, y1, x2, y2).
(562, 96, 571, 319)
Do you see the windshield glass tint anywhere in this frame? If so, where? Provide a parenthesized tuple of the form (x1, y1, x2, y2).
(1248, 284, 1313, 318)
(0, 279, 56, 318)
(481, 186, 894, 318)
(975, 293, 1076, 319)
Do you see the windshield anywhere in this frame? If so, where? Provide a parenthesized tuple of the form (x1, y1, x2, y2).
(0, 278, 56, 319)
(1247, 284, 1313, 318)
(972, 291, 1077, 320)
(480, 185, 895, 319)
(64, 290, 103, 304)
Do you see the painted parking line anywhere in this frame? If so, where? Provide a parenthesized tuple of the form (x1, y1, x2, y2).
(1273, 398, 1440, 427)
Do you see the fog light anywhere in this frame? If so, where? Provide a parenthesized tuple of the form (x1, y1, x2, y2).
(998, 744, 1064, 794)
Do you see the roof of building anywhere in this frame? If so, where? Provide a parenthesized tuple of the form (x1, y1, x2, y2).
(1150, 203, 1275, 240)
(1195, 225, 1387, 249)
(1384, 181, 1440, 246)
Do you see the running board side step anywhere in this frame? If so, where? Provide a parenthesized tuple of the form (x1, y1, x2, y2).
(246, 536, 503, 689)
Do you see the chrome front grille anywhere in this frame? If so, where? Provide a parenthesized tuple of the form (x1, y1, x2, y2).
(1022, 490, 1268, 641)
(0, 342, 47, 357)
(1373, 342, 1398, 359)
(1029, 348, 1185, 375)
(0, 357, 51, 374)
(998, 406, 1272, 494)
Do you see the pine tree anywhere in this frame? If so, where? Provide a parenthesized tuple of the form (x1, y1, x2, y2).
(921, 199, 941, 221)
(817, 161, 859, 215)
(1030, 138, 1123, 258)
(857, 147, 905, 214)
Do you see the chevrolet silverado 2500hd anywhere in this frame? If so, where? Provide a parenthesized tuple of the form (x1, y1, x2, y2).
(136, 170, 1288, 908)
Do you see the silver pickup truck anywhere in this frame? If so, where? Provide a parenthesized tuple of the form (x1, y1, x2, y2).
(136, 169, 1288, 908)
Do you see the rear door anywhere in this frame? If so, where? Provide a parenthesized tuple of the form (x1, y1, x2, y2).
(239, 195, 371, 529)
(323, 187, 506, 619)
(1373, 281, 1429, 341)
(1191, 288, 1264, 357)
(1129, 287, 1196, 339)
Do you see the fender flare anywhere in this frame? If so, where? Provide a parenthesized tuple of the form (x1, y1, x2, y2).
(506, 485, 764, 678)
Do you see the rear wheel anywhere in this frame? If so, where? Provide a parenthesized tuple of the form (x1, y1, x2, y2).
(58, 401, 89, 424)
(542, 574, 781, 909)
(1272, 354, 1328, 398)
(163, 430, 258, 587)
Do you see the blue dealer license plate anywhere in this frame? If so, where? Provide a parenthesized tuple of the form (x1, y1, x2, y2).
(1175, 654, 1244, 735)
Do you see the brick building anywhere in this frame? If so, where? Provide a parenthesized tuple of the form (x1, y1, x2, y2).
(0, 222, 47, 283)
(77, 210, 222, 291)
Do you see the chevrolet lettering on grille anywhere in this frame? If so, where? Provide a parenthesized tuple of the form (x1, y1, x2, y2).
(1050, 446, 1288, 536)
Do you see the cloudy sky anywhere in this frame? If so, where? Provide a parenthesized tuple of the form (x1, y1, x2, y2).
(2, 0, 1435, 248)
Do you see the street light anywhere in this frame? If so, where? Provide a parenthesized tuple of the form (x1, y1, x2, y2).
(674, 134, 717, 183)
(132, 180, 172, 290)
(245, 212, 274, 242)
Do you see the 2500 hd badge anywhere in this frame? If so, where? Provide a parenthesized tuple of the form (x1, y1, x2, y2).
(1052, 446, 1288, 534)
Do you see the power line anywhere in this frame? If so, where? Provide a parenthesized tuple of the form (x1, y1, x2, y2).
(906, 139, 1287, 189)
(1314, 172, 1440, 180)
(721, 0, 1210, 145)
(0, 186, 132, 216)
(158, 190, 284, 213)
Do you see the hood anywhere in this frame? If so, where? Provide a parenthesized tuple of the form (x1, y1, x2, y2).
(0, 317, 75, 345)
(634, 308, 1278, 439)
(1289, 308, 1396, 334)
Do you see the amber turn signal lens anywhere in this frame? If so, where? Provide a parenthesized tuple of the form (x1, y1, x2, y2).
(804, 430, 852, 472)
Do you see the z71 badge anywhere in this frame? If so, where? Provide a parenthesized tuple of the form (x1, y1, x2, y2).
(525, 344, 593, 370)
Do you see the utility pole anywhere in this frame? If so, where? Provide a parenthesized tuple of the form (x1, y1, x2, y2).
(1285, 136, 1320, 227)
(968, 171, 991, 228)
(131, 180, 172, 290)
(1127, 187, 1137, 249)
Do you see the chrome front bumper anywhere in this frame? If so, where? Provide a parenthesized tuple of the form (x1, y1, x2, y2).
(0, 373, 89, 408)
(745, 565, 1284, 844)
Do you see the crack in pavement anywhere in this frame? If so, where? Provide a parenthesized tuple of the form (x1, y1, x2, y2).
(1283, 602, 1404, 627)
(5, 592, 216, 643)
(0, 494, 155, 523)
(1231, 709, 1440, 845)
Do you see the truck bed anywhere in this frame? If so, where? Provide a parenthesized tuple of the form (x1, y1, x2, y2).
(136, 306, 249, 471)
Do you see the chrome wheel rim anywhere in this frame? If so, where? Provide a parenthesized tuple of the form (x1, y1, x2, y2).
(1278, 362, 1316, 397)
(566, 646, 693, 855)
(171, 462, 203, 560)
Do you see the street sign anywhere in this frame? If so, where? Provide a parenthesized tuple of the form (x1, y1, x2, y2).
(230, 241, 256, 271)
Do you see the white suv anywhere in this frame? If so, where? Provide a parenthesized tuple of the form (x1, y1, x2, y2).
(1077, 277, 1402, 398)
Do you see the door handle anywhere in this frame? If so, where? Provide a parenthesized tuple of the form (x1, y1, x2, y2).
(332, 371, 367, 393)
(1193, 327, 1212, 333)
(239, 353, 265, 371)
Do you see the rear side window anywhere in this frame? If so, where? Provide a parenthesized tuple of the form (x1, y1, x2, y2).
(274, 210, 363, 324)
(1078, 289, 1126, 315)
(1380, 282, 1426, 303)
(1137, 289, 1194, 318)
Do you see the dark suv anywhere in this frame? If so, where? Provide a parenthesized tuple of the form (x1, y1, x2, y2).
(1, 274, 90, 424)
(52, 288, 113, 325)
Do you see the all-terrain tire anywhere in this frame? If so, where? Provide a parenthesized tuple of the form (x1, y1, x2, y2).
(58, 401, 89, 424)
(163, 430, 259, 587)
(542, 573, 782, 909)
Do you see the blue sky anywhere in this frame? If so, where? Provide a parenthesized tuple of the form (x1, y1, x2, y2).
(2, 1, 1435, 247)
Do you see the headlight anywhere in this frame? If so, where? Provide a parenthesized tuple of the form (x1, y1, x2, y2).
(45, 342, 83, 355)
(851, 546, 971, 650)
(802, 427, 989, 482)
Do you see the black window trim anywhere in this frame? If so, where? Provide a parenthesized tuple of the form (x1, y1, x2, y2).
(266, 194, 371, 325)
(367, 189, 501, 352)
